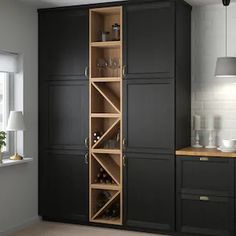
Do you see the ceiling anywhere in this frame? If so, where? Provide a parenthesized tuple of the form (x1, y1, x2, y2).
(18, 0, 236, 9)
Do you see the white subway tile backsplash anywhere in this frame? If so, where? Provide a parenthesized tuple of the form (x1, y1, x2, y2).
(192, 3, 236, 146)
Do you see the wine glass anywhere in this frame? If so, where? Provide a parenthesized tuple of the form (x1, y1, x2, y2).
(112, 58, 120, 77)
(107, 58, 120, 77)
(96, 58, 104, 77)
(96, 58, 108, 77)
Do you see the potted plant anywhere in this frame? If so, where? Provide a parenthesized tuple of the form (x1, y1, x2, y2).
(0, 131, 6, 164)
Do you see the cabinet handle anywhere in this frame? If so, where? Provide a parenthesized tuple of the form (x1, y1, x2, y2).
(85, 66, 89, 77)
(122, 65, 126, 77)
(123, 155, 126, 167)
(122, 138, 126, 149)
(200, 196, 209, 201)
(85, 153, 88, 165)
(200, 157, 209, 161)
(85, 137, 89, 148)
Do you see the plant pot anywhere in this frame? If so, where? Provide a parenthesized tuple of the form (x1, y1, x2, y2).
(0, 150, 2, 164)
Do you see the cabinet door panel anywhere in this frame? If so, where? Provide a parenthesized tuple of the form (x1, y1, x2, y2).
(123, 79, 174, 154)
(177, 157, 234, 197)
(124, 2, 175, 79)
(40, 151, 88, 222)
(177, 194, 234, 236)
(39, 9, 88, 79)
(40, 80, 88, 151)
(124, 153, 175, 231)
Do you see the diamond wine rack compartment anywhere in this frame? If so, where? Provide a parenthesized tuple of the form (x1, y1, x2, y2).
(89, 6, 123, 225)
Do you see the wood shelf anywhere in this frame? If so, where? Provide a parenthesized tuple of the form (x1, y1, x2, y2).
(91, 184, 120, 190)
(91, 41, 121, 48)
(92, 191, 120, 220)
(91, 149, 121, 155)
(92, 119, 120, 149)
(91, 113, 120, 118)
(91, 85, 119, 113)
(90, 218, 121, 226)
(89, 5, 123, 225)
(91, 77, 121, 82)
(92, 153, 120, 185)
(92, 82, 120, 113)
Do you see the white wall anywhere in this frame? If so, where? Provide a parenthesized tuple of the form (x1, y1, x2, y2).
(192, 3, 236, 146)
(0, 0, 38, 235)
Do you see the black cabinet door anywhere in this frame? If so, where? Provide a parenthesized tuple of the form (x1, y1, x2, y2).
(40, 150, 88, 222)
(124, 1, 175, 79)
(123, 79, 175, 154)
(39, 80, 89, 152)
(39, 8, 88, 80)
(124, 153, 175, 231)
(177, 157, 234, 197)
(177, 194, 234, 236)
(39, 80, 89, 221)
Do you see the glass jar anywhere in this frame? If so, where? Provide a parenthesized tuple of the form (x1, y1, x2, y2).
(112, 23, 120, 41)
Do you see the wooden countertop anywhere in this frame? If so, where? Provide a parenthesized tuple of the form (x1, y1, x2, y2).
(176, 147, 236, 158)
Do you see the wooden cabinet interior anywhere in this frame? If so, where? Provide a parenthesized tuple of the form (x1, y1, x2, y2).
(90, 7, 122, 78)
(90, 7, 121, 43)
(89, 6, 123, 226)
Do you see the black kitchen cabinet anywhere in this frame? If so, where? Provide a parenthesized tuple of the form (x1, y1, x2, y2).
(38, 0, 192, 234)
(176, 156, 235, 236)
(177, 194, 234, 236)
(177, 156, 234, 197)
(124, 153, 175, 232)
(39, 8, 88, 79)
(122, 0, 191, 233)
(39, 80, 89, 222)
(39, 8, 89, 223)
(124, 1, 175, 79)
(123, 79, 175, 154)
(40, 151, 88, 222)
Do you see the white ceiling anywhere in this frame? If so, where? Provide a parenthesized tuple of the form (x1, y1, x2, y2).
(18, 0, 236, 9)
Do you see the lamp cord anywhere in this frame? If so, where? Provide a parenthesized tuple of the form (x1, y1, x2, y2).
(225, 6, 228, 57)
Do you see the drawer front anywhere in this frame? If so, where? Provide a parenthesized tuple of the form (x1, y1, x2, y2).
(176, 156, 234, 197)
(177, 194, 234, 236)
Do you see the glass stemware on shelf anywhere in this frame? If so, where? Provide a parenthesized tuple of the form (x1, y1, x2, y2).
(96, 58, 120, 77)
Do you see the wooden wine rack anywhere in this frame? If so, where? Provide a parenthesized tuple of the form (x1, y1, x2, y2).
(89, 6, 123, 225)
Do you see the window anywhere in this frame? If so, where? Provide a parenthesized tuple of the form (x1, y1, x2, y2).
(0, 51, 17, 156)
(0, 72, 13, 154)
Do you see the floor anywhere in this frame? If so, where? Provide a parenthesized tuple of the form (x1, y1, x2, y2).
(10, 222, 164, 236)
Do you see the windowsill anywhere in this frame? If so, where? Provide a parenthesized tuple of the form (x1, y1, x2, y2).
(0, 157, 33, 168)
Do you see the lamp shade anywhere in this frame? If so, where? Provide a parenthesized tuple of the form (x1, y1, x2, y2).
(6, 111, 25, 131)
(215, 57, 236, 77)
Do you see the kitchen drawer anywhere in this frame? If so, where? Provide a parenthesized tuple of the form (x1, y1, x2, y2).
(177, 194, 234, 236)
(176, 156, 234, 197)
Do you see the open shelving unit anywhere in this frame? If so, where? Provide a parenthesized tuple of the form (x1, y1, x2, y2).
(89, 6, 123, 226)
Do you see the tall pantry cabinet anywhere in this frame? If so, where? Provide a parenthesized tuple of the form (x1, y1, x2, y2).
(39, 9, 89, 222)
(123, 0, 191, 232)
(38, 0, 191, 234)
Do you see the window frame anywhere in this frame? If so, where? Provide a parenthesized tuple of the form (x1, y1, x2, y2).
(0, 72, 14, 158)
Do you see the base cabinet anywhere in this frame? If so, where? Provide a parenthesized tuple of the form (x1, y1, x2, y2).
(176, 156, 235, 236)
(177, 194, 234, 236)
(124, 153, 175, 232)
(40, 151, 88, 223)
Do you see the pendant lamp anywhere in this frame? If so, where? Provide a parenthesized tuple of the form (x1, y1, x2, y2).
(215, 0, 236, 77)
